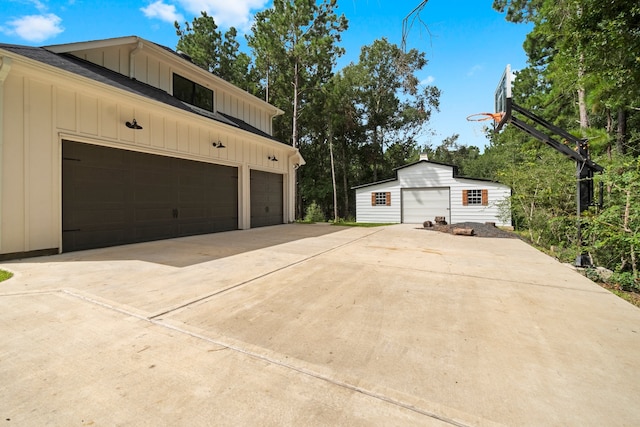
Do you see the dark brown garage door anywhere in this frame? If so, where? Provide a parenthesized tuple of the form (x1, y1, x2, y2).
(250, 170, 283, 227)
(62, 140, 238, 252)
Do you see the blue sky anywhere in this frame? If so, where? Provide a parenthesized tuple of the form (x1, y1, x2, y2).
(0, 0, 531, 150)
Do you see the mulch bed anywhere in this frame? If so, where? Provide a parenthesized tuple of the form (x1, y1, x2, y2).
(421, 222, 520, 239)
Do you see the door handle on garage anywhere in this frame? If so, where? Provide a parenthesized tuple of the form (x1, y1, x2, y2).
(172, 208, 179, 219)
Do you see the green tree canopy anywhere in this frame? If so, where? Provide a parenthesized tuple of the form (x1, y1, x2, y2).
(174, 12, 256, 92)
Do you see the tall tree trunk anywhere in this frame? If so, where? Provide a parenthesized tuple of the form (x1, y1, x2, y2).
(328, 123, 338, 222)
(292, 61, 299, 148)
(606, 109, 613, 159)
(372, 127, 379, 182)
(616, 108, 627, 155)
(265, 60, 270, 103)
(292, 60, 301, 219)
(338, 139, 349, 218)
(577, 56, 589, 129)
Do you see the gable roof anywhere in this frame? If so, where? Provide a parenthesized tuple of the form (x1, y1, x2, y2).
(43, 36, 284, 117)
(0, 42, 282, 144)
(352, 159, 503, 189)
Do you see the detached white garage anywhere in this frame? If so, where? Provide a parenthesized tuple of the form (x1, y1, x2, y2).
(354, 159, 512, 226)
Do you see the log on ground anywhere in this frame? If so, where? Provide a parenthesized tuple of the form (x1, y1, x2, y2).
(452, 228, 474, 236)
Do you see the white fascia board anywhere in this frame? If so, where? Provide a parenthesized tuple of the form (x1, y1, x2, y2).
(43, 36, 140, 53)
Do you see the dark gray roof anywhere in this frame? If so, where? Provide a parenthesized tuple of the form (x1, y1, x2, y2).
(0, 43, 281, 143)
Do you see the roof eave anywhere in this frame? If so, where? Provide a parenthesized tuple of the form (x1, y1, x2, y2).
(43, 36, 140, 53)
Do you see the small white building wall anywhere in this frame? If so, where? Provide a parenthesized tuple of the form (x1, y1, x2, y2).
(450, 178, 511, 226)
(397, 162, 511, 226)
(68, 42, 275, 135)
(355, 162, 512, 227)
(398, 162, 452, 188)
(0, 52, 297, 255)
(355, 182, 401, 223)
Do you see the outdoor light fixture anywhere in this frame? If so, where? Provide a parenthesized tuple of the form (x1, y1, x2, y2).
(212, 141, 225, 148)
(125, 119, 143, 130)
(268, 155, 278, 162)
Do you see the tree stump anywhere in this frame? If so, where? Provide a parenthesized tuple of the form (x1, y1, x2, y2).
(434, 216, 447, 225)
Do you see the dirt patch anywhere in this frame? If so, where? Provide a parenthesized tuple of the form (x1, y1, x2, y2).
(421, 222, 520, 239)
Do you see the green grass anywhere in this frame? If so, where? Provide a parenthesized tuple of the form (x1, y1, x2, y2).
(0, 269, 13, 283)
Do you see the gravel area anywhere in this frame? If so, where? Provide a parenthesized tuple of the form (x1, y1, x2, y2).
(421, 222, 519, 239)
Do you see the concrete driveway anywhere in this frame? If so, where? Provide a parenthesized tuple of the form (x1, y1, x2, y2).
(1, 224, 639, 426)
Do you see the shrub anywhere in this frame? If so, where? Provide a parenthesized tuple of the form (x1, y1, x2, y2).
(609, 271, 639, 292)
(304, 202, 325, 223)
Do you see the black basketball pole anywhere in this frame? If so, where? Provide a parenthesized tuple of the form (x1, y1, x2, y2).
(503, 101, 603, 267)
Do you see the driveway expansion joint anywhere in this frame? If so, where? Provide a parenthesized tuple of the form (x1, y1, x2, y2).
(148, 227, 386, 320)
(46, 283, 478, 426)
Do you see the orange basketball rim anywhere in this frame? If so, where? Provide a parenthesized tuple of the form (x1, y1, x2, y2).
(466, 112, 505, 122)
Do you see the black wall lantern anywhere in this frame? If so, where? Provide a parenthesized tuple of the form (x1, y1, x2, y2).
(125, 118, 143, 130)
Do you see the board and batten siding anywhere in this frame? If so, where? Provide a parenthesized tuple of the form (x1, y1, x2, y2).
(69, 43, 273, 135)
(0, 53, 294, 256)
(355, 182, 401, 223)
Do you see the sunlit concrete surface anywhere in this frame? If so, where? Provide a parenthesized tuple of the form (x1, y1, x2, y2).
(1, 224, 639, 426)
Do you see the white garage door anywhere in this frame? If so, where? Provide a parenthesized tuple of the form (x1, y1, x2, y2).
(402, 188, 450, 224)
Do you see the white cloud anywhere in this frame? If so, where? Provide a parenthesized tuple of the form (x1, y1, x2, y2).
(421, 76, 435, 85)
(141, 1, 184, 23)
(467, 64, 483, 77)
(29, 0, 48, 13)
(177, 0, 269, 30)
(6, 14, 64, 43)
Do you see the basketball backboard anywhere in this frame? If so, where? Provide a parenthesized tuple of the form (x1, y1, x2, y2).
(494, 64, 512, 131)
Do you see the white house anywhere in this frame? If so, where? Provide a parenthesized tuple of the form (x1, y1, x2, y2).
(354, 159, 512, 226)
(0, 36, 304, 259)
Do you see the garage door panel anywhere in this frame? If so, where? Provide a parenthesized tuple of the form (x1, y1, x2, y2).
(133, 206, 174, 222)
(73, 208, 127, 226)
(64, 228, 128, 252)
(70, 169, 127, 202)
(63, 140, 238, 252)
(134, 170, 172, 185)
(250, 170, 283, 228)
(76, 187, 126, 204)
(65, 142, 127, 168)
(213, 217, 237, 231)
(402, 188, 450, 224)
(178, 222, 213, 236)
(76, 166, 126, 184)
(133, 151, 172, 170)
(134, 224, 178, 241)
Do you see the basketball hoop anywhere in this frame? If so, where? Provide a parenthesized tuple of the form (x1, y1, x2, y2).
(466, 112, 504, 122)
